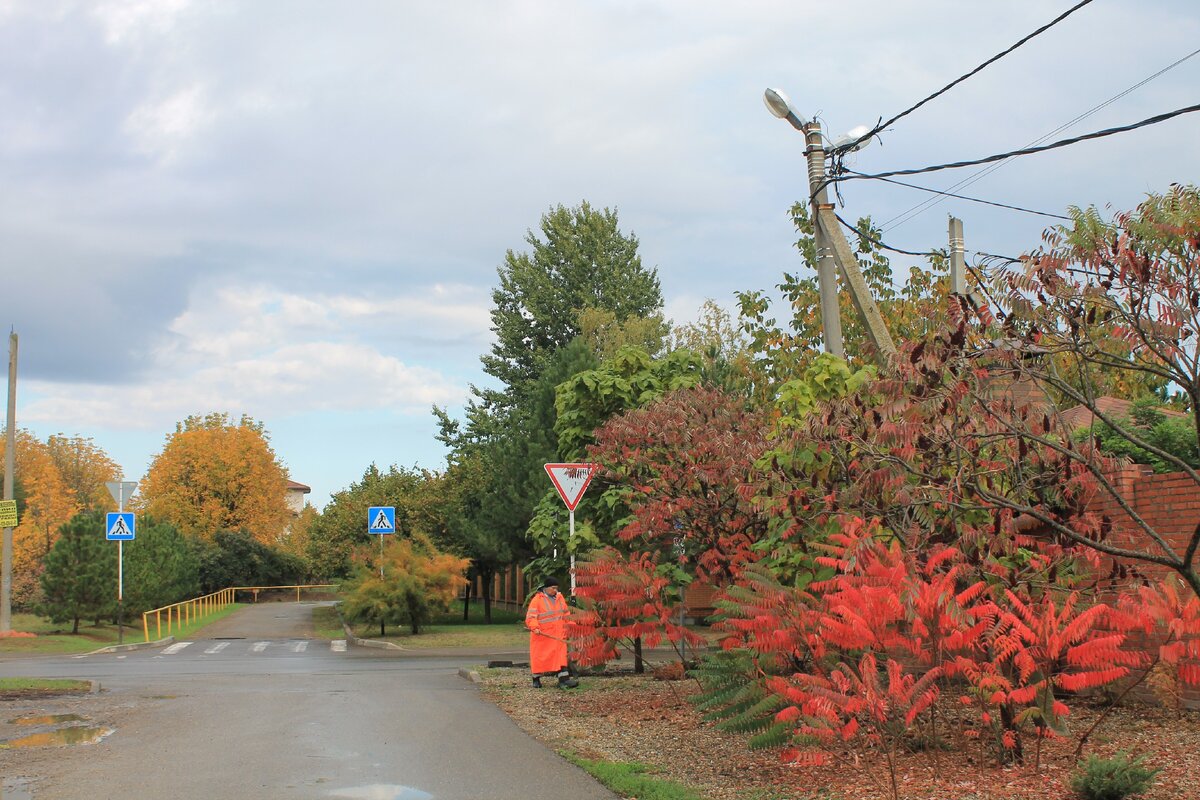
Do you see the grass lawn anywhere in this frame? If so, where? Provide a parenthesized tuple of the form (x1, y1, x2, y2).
(338, 601, 530, 650)
(0, 604, 246, 656)
(0, 677, 92, 700)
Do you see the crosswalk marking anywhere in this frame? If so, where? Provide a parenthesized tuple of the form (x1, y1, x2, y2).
(290, 641, 308, 653)
(331, 640, 347, 652)
(161, 642, 193, 655)
(204, 642, 230, 654)
(251, 641, 269, 652)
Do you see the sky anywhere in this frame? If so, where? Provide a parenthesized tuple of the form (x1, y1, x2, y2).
(2, 0, 1198, 509)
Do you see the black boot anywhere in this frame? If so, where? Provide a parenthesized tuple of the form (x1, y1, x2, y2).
(531, 676, 542, 689)
(556, 670, 579, 689)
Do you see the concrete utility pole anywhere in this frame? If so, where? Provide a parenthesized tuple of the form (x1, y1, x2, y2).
(2, 331, 17, 632)
(765, 88, 898, 365)
(804, 122, 898, 363)
(949, 216, 967, 295)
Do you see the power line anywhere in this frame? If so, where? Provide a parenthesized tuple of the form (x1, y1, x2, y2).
(842, 170, 1071, 221)
(880, 45, 1200, 231)
(837, 0, 1097, 153)
(833, 212, 936, 258)
(836, 103, 1200, 184)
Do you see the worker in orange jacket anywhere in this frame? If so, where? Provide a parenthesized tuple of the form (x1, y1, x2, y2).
(525, 577, 579, 689)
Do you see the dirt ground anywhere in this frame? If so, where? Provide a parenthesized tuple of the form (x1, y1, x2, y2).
(477, 667, 1200, 800)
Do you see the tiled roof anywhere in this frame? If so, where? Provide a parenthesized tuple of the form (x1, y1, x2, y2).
(286, 480, 311, 493)
(1059, 396, 1187, 431)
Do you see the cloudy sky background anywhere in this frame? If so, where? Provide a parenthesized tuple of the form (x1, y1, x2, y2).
(2, 0, 1198, 507)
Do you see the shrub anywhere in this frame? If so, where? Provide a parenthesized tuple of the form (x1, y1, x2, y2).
(1071, 752, 1159, 800)
(340, 534, 468, 636)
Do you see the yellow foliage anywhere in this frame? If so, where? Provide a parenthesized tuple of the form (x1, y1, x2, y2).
(0, 430, 95, 608)
(138, 413, 290, 545)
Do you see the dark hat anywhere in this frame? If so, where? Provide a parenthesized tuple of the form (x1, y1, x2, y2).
(543, 576, 560, 588)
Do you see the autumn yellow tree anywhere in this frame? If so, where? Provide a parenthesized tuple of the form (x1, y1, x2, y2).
(138, 413, 290, 545)
(0, 430, 82, 608)
(45, 434, 122, 511)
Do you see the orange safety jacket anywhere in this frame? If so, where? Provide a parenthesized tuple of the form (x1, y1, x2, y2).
(525, 589, 569, 675)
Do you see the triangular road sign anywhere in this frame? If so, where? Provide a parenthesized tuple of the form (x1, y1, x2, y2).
(105, 481, 138, 507)
(544, 463, 598, 512)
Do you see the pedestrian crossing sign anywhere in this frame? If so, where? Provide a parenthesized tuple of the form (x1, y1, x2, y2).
(367, 506, 396, 535)
(106, 512, 136, 541)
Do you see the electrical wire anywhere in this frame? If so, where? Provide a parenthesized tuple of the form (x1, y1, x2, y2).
(880, 45, 1200, 231)
(841, 170, 1071, 221)
(833, 212, 937, 258)
(836, 0, 1097, 153)
(836, 103, 1200, 183)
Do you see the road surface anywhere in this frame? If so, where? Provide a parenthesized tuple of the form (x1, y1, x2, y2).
(0, 602, 615, 800)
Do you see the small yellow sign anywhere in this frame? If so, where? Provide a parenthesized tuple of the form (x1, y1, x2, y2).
(0, 499, 16, 528)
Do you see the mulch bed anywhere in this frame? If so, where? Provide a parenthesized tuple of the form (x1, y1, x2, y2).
(478, 667, 1200, 800)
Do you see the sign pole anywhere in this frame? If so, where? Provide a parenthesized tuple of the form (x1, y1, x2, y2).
(380, 533, 385, 580)
(105, 480, 138, 645)
(117, 486, 124, 645)
(569, 510, 575, 596)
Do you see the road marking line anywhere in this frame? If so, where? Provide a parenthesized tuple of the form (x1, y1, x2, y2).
(291, 641, 308, 653)
(161, 642, 193, 655)
(251, 641, 269, 652)
(331, 640, 347, 652)
(204, 642, 230, 654)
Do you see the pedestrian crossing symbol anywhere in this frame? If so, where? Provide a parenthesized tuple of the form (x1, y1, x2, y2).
(367, 506, 396, 535)
(106, 512, 136, 541)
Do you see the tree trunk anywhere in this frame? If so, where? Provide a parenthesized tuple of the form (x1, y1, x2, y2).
(380, 620, 385, 638)
(462, 573, 473, 622)
(411, 619, 419, 635)
(72, 616, 79, 635)
(482, 567, 494, 624)
(633, 636, 644, 674)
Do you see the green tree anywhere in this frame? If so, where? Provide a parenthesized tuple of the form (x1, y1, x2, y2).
(340, 534, 468, 636)
(123, 518, 201, 615)
(305, 465, 428, 580)
(193, 530, 305, 593)
(479, 201, 664, 413)
(39, 511, 116, 634)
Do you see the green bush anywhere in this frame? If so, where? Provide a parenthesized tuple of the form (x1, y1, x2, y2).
(1071, 752, 1159, 800)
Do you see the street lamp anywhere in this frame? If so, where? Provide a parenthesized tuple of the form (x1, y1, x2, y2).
(763, 88, 897, 362)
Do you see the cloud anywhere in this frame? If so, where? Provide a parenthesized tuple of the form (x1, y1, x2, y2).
(20, 281, 489, 431)
(124, 84, 214, 162)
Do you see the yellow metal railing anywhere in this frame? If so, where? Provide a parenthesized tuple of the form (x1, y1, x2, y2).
(141, 584, 336, 642)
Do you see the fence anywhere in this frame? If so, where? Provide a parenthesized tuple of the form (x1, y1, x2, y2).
(141, 584, 336, 642)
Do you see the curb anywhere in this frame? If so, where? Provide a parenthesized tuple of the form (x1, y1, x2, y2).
(457, 668, 482, 683)
(89, 680, 102, 694)
(341, 622, 405, 651)
(84, 636, 175, 656)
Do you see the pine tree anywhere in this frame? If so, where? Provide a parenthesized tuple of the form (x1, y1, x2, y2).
(39, 511, 116, 634)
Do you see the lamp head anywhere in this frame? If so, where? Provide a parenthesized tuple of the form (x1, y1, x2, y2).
(830, 124, 874, 152)
(763, 87, 808, 130)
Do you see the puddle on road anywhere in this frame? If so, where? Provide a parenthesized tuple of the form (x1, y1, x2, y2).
(0, 726, 113, 749)
(329, 785, 433, 800)
(9, 713, 88, 726)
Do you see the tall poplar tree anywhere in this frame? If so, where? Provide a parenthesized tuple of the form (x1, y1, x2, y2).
(478, 201, 664, 414)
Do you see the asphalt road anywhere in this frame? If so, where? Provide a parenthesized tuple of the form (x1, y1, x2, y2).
(0, 602, 615, 800)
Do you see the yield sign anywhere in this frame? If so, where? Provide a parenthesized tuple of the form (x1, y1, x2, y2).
(544, 463, 598, 512)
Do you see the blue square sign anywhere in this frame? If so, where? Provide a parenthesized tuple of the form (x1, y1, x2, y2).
(367, 506, 395, 535)
(106, 512, 135, 541)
